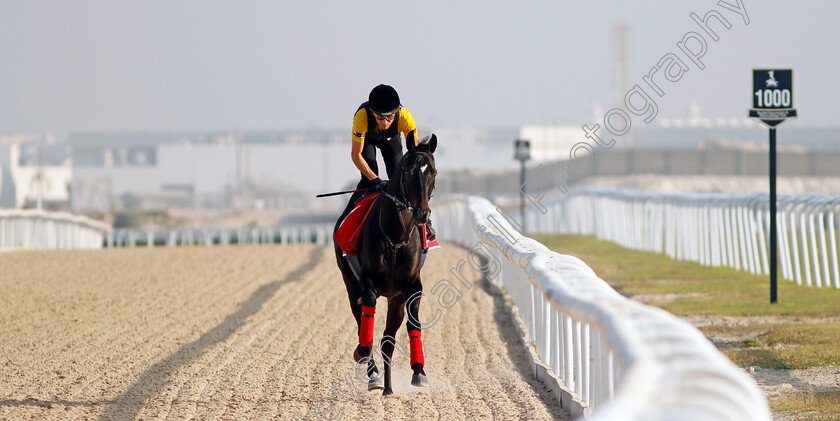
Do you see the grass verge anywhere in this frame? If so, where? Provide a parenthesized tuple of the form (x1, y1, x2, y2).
(531, 234, 840, 318)
(769, 390, 840, 421)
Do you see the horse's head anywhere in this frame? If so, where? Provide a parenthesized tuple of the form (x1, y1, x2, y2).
(391, 134, 437, 225)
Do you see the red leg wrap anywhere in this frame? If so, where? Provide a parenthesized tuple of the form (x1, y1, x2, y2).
(359, 305, 375, 347)
(409, 330, 424, 367)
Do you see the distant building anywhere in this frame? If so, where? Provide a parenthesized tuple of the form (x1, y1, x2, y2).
(518, 125, 582, 162)
(428, 127, 520, 172)
(4, 122, 837, 212)
(68, 131, 354, 211)
(0, 135, 73, 209)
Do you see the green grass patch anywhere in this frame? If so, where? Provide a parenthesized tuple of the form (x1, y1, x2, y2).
(763, 322, 840, 346)
(770, 390, 840, 419)
(702, 322, 840, 346)
(724, 346, 840, 369)
(533, 234, 840, 369)
(710, 322, 840, 369)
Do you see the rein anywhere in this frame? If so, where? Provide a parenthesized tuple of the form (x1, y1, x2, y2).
(381, 191, 412, 212)
(377, 197, 417, 252)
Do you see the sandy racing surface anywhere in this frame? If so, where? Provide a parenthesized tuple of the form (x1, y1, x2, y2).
(0, 244, 568, 420)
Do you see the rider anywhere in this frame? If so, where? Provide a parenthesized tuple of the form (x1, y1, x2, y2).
(337, 84, 435, 241)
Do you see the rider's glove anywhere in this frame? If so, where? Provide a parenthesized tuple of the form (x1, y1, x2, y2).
(371, 177, 389, 193)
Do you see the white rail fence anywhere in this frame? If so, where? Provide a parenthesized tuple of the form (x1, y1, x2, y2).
(107, 224, 333, 248)
(433, 196, 770, 420)
(528, 187, 840, 288)
(0, 209, 111, 250)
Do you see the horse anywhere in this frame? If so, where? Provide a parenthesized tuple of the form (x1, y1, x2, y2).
(334, 134, 437, 396)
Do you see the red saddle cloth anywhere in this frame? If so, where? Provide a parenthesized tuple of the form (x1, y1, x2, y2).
(335, 193, 381, 256)
(335, 193, 441, 256)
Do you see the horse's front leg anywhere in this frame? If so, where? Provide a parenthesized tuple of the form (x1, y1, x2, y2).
(406, 282, 428, 388)
(380, 295, 406, 396)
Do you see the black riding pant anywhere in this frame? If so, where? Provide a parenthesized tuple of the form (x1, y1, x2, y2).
(361, 135, 404, 183)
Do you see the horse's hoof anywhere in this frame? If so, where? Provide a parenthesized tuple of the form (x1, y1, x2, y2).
(368, 375, 384, 391)
(353, 345, 370, 363)
(382, 388, 394, 396)
(411, 373, 429, 387)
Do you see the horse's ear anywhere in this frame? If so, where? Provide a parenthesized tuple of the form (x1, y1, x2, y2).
(428, 133, 437, 153)
(406, 131, 416, 152)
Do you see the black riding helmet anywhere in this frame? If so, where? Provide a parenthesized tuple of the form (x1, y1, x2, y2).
(368, 84, 401, 115)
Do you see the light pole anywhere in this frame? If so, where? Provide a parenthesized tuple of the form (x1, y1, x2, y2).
(514, 139, 531, 234)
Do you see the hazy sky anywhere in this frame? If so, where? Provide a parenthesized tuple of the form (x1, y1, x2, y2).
(2, 1, 838, 137)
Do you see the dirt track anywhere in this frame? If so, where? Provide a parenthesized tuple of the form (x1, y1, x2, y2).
(0, 244, 568, 420)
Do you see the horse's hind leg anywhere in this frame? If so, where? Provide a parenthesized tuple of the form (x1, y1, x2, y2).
(380, 296, 406, 396)
(337, 247, 377, 374)
(406, 286, 428, 387)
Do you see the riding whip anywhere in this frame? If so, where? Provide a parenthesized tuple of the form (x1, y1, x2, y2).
(315, 188, 370, 198)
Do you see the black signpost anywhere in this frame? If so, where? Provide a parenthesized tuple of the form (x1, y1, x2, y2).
(514, 139, 531, 234)
(748, 69, 797, 304)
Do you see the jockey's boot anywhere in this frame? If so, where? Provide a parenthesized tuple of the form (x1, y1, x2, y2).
(421, 221, 436, 269)
(426, 220, 436, 242)
(345, 255, 362, 280)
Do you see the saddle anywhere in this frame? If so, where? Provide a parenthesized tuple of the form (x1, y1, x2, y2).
(335, 193, 440, 256)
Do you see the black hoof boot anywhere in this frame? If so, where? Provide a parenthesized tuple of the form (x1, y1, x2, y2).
(411, 363, 428, 387)
(353, 344, 371, 363)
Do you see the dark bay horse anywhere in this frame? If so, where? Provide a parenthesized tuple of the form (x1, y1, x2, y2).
(334, 134, 437, 396)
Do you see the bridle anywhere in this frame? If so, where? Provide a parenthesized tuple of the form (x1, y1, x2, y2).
(381, 190, 412, 213)
(385, 150, 435, 215)
(378, 150, 435, 252)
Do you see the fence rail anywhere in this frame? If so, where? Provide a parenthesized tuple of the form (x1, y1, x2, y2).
(107, 224, 334, 248)
(529, 187, 840, 288)
(433, 196, 770, 420)
(0, 209, 111, 250)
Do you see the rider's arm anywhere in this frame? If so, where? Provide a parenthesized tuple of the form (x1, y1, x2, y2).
(351, 108, 379, 181)
(351, 140, 379, 181)
(398, 107, 419, 147)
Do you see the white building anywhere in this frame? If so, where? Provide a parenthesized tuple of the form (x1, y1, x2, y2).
(430, 127, 520, 172)
(0, 135, 73, 209)
(518, 125, 583, 162)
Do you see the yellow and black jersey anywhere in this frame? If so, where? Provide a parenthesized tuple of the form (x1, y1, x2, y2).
(352, 104, 417, 144)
